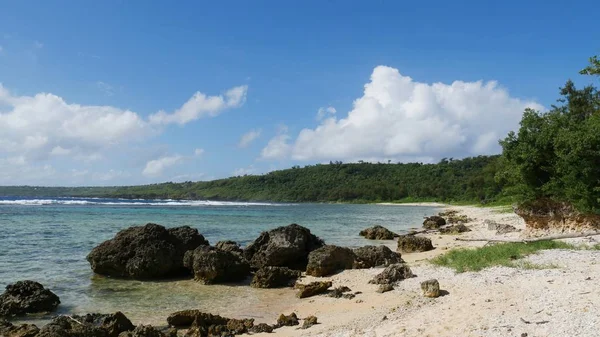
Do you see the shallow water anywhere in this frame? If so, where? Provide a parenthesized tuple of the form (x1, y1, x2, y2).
(0, 197, 438, 325)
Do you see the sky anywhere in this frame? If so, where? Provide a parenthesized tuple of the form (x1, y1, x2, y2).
(0, 0, 598, 186)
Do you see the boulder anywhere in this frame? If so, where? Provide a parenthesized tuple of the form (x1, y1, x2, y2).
(422, 216, 446, 229)
(249, 323, 273, 333)
(183, 246, 250, 284)
(225, 318, 254, 335)
(243, 224, 324, 270)
(118, 325, 176, 337)
(300, 316, 318, 329)
(250, 266, 301, 288)
(353, 245, 403, 269)
(376, 284, 394, 293)
(369, 263, 414, 285)
(327, 286, 354, 299)
(215, 240, 243, 255)
(276, 313, 299, 327)
(439, 224, 471, 235)
(0, 280, 60, 317)
(359, 226, 397, 240)
(37, 312, 134, 337)
(420, 279, 440, 298)
(87, 224, 209, 279)
(0, 319, 40, 337)
(397, 235, 434, 253)
(306, 245, 356, 276)
(295, 281, 332, 299)
(166, 310, 227, 328)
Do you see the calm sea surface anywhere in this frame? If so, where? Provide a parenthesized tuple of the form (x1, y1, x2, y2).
(0, 197, 438, 325)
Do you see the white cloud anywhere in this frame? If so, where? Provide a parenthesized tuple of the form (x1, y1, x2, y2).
(96, 81, 115, 96)
(194, 148, 205, 156)
(233, 165, 257, 176)
(262, 66, 542, 162)
(142, 155, 184, 177)
(238, 129, 261, 148)
(50, 146, 71, 156)
(149, 85, 248, 125)
(316, 106, 336, 121)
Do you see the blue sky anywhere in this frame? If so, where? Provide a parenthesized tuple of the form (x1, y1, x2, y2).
(0, 0, 598, 186)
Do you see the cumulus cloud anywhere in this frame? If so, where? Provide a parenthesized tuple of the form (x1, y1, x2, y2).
(149, 85, 248, 125)
(142, 155, 184, 177)
(238, 129, 261, 148)
(316, 106, 336, 121)
(261, 66, 542, 162)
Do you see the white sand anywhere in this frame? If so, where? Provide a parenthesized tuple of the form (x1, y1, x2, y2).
(253, 205, 600, 337)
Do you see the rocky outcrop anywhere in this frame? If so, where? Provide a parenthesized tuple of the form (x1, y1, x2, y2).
(369, 263, 414, 284)
(183, 246, 250, 284)
(376, 284, 394, 293)
(167, 310, 227, 328)
(0, 281, 60, 317)
(249, 323, 273, 333)
(243, 224, 324, 270)
(118, 325, 177, 337)
(485, 220, 519, 234)
(0, 320, 39, 337)
(276, 313, 299, 327)
(295, 281, 332, 298)
(421, 279, 440, 298)
(422, 216, 446, 229)
(250, 266, 301, 288)
(439, 224, 471, 235)
(513, 199, 600, 232)
(167, 310, 256, 335)
(37, 312, 134, 337)
(327, 286, 354, 299)
(87, 224, 209, 279)
(215, 240, 243, 256)
(300, 316, 318, 329)
(359, 226, 397, 240)
(306, 245, 355, 276)
(353, 245, 403, 269)
(397, 235, 434, 253)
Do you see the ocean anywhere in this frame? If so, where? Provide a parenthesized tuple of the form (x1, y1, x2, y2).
(0, 197, 438, 325)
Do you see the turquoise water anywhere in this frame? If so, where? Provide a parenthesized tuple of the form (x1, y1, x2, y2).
(0, 197, 438, 325)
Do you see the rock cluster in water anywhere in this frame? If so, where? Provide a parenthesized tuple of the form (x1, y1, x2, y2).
(0, 281, 60, 318)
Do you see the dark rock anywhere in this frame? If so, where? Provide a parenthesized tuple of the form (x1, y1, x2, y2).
(446, 214, 470, 224)
(226, 318, 254, 334)
(359, 226, 397, 240)
(0, 319, 40, 337)
(87, 224, 209, 279)
(118, 325, 174, 337)
(249, 323, 273, 333)
(353, 245, 403, 269)
(167, 310, 228, 328)
(37, 312, 134, 337)
(215, 241, 243, 255)
(422, 216, 446, 229)
(276, 313, 299, 327)
(0, 280, 60, 317)
(328, 286, 355, 299)
(420, 279, 440, 298)
(439, 224, 471, 235)
(183, 246, 250, 284)
(306, 245, 356, 277)
(376, 284, 394, 293)
(250, 266, 301, 288)
(295, 281, 332, 299)
(243, 224, 324, 270)
(369, 263, 414, 284)
(397, 235, 434, 253)
(300, 316, 318, 329)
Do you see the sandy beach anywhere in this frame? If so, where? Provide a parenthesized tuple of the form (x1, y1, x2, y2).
(251, 204, 600, 337)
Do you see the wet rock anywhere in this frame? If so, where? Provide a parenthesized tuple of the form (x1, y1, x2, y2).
(0, 319, 40, 337)
(215, 240, 243, 255)
(243, 224, 324, 270)
(306, 245, 356, 277)
(167, 310, 228, 328)
(359, 226, 397, 240)
(87, 224, 209, 279)
(183, 246, 250, 284)
(276, 313, 299, 327)
(295, 281, 332, 299)
(421, 279, 440, 298)
(37, 312, 135, 337)
(300, 316, 318, 329)
(327, 286, 354, 299)
(249, 323, 273, 333)
(397, 235, 434, 253)
(423, 216, 446, 229)
(250, 266, 301, 288)
(376, 284, 394, 293)
(118, 325, 175, 337)
(369, 263, 414, 285)
(353, 245, 403, 269)
(0, 280, 60, 317)
(439, 224, 471, 235)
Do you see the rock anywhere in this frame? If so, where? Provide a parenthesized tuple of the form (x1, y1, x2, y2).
(353, 245, 403, 269)
(183, 246, 250, 284)
(422, 216, 446, 229)
(421, 279, 440, 298)
(250, 266, 301, 288)
(215, 240, 243, 255)
(276, 313, 299, 327)
(0, 280, 60, 317)
(397, 235, 434, 253)
(226, 318, 254, 334)
(295, 281, 332, 298)
(358, 226, 397, 240)
(249, 323, 273, 333)
(484, 219, 500, 230)
(300, 316, 318, 329)
(167, 310, 227, 328)
(306, 245, 355, 276)
(244, 224, 324, 270)
(327, 286, 354, 299)
(87, 224, 209, 279)
(369, 263, 414, 284)
(485, 220, 518, 234)
(37, 312, 135, 337)
(439, 224, 471, 235)
(118, 325, 175, 337)
(0, 319, 40, 337)
(376, 284, 394, 293)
